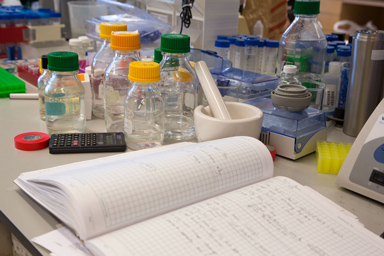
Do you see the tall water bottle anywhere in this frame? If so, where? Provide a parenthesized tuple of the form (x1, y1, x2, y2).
(277, 0, 327, 80)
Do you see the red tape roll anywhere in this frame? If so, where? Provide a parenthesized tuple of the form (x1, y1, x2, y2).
(266, 144, 276, 161)
(14, 132, 50, 151)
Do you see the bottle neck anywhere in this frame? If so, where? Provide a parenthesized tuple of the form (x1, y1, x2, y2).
(294, 14, 318, 21)
(51, 70, 79, 76)
(114, 50, 140, 57)
(132, 82, 158, 88)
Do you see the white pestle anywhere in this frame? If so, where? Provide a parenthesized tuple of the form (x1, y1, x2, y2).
(194, 61, 232, 120)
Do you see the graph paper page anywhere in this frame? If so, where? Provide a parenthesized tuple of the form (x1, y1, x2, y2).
(86, 176, 384, 256)
(20, 136, 273, 240)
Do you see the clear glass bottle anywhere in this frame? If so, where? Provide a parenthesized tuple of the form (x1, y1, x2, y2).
(91, 22, 127, 119)
(159, 34, 198, 141)
(125, 61, 164, 150)
(277, 0, 327, 81)
(45, 52, 85, 134)
(104, 31, 141, 132)
(279, 65, 302, 85)
(37, 55, 51, 121)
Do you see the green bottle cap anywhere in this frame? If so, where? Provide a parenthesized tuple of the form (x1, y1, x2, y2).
(294, 0, 320, 15)
(47, 52, 79, 72)
(160, 34, 190, 53)
(154, 47, 162, 63)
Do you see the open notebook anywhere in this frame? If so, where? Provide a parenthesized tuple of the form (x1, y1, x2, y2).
(14, 136, 384, 255)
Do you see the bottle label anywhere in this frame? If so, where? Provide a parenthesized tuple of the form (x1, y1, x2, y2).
(46, 101, 66, 116)
(124, 118, 133, 134)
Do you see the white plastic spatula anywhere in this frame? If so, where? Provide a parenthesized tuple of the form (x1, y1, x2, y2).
(194, 61, 232, 120)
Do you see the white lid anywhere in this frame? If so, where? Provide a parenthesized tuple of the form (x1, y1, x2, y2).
(78, 36, 92, 43)
(85, 66, 91, 75)
(328, 61, 341, 74)
(69, 38, 82, 46)
(283, 65, 297, 74)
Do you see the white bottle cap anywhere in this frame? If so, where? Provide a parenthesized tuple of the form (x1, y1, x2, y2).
(328, 61, 341, 74)
(85, 66, 91, 75)
(78, 36, 92, 43)
(283, 65, 297, 74)
(69, 38, 82, 46)
(94, 68, 104, 77)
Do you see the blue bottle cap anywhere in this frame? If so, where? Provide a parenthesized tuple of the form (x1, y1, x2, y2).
(38, 8, 51, 13)
(325, 34, 338, 42)
(337, 47, 351, 57)
(10, 13, 24, 19)
(258, 39, 265, 47)
(326, 46, 335, 54)
(247, 35, 260, 40)
(265, 39, 279, 48)
(38, 12, 50, 19)
(217, 35, 229, 40)
(0, 13, 11, 20)
(235, 38, 245, 47)
(215, 39, 230, 48)
(335, 40, 345, 46)
(49, 12, 62, 18)
(244, 38, 258, 46)
(227, 36, 237, 44)
(25, 13, 39, 19)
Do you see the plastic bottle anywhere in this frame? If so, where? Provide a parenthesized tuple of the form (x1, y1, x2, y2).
(45, 52, 85, 134)
(263, 39, 279, 76)
(234, 38, 245, 69)
(243, 37, 258, 72)
(336, 46, 351, 63)
(91, 22, 127, 119)
(253, 20, 264, 38)
(214, 39, 230, 59)
(277, 0, 327, 81)
(125, 61, 164, 150)
(69, 38, 83, 60)
(323, 61, 340, 108)
(104, 31, 141, 132)
(279, 65, 302, 85)
(159, 34, 198, 141)
(37, 55, 51, 121)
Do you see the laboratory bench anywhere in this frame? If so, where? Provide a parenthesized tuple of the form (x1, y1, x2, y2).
(0, 91, 384, 255)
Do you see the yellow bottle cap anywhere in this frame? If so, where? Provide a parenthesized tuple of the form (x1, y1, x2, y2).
(110, 31, 141, 51)
(128, 61, 160, 84)
(39, 58, 43, 74)
(99, 22, 127, 39)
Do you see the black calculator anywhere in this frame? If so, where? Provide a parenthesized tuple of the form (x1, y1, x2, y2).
(49, 133, 127, 154)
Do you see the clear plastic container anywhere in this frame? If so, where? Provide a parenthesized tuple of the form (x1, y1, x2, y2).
(37, 11, 50, 25)
(279, 65, 302, 85)
(227, 36, 237, 65)
(69, 38, 83, 60)
(10, 13, 24, 27)
(256, 39, 265, 73)
(91, 22, 127, 119)
(78, 36, 93, 58)
(37, 55, 51, 121)
(336, 46, 351, 63)
(104, 31, 141, 132)
(243, 37, 258, 72)
(277, 0, 327, 81)
(263, 39, 279, 76)
(214, 39, 230, 59)
(125, 61, 164, 150)
(0, 13, 11, 28)
(234, 38, 245, 69)
(159, 34, 198, 141)
(325, 46, 335, 73)
(45, 52, 85, 134)
(323, 61, 341, 108)
(49, 11, 61, 25)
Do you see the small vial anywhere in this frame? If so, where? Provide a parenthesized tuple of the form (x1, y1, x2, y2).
(45, 52, 85, 134)
(0, 13, 11, 28)
(25, 13, 40, 41)
(262, 39, 279, 76)
(38, 55, 51, 121)
(69, 38, 84, 60)
(227, 36, 237, 65)
(243, 37, 258, 72)
(253, 20, 264, 38)
(279, 65, 301, 85)
(234, 38, 245, 69)
(336, 46, 351, 63)
(37, 12, 50, 26)
(49, 11, 62, 25)
(78, 36, 93, 57)
(325, 46, 335, 73)
(214, 39, 230, 59)
(256, 39, 265, 73)
(125, 61, 164, 150)
(10, 13, 25, 27)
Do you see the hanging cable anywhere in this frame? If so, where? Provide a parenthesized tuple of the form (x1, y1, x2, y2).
(179, 0, 194, 34)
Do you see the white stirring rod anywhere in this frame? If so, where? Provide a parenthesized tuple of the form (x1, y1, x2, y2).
(194, 61, 231, 120)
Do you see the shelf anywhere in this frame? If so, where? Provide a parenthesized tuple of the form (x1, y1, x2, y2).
(343, 0, 384, 8)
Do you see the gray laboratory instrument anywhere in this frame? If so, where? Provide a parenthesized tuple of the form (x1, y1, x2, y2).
(337, 99, 384, 204)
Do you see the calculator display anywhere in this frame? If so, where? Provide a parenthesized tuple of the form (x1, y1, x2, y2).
(106, 134, 113, 145)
